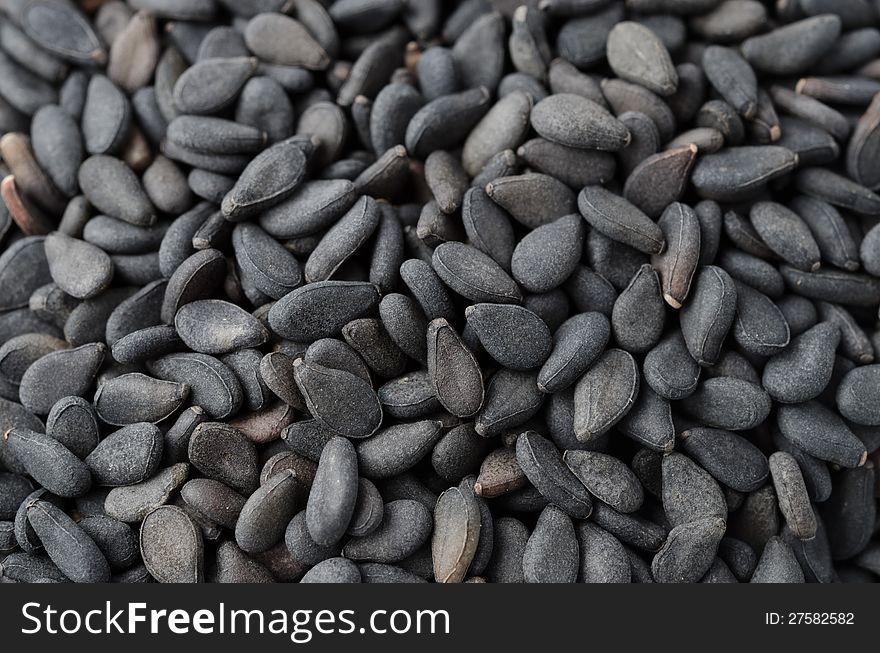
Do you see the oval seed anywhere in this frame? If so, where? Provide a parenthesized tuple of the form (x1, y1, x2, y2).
(93, 373, 188, 426)
(426, 318, 484, 419)
(306, 437, 359, 546)
(140, 505, 203, 583)
(27, 500, 109, 583)
(432, 485, 481, 583)
(236, 470, 303, 554)
(573, 349, 639, 442)
(343, 499, 432, 563)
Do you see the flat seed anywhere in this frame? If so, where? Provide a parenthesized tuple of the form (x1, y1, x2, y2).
(306, 437, 359, 546)
(104, 463, 188, 523)
(18, 343, 105, 416)
(405, 87, 491, 158)
(516, 431, 592, 519)
(616, 385, 675, 452)
(578, 186, 664, 255)
(523, 504, 577, 583)
(624, 145, 697, 219)
(742, 15, 841, 76)
(244, 14, 329, 69)
(607, 21, 678, 96)
(140, 505, 204, 583)
(305, 196, 381, 283)
(701, 46, 758, 118)
(531, 93, 630, 151)
(188, 422, 258, 495)
(680, 266, 738, 366)
(537, 312, 609, 394)
(268, 281, 380, 342)
(174, 299, 269, 355)
(651, 516, 726, 583)
(27, 500, 109, 583)
(172, 57, 258, 115)
(180, 478, 245, 530)
(85, 423, 162, 487)
(575, 521, 630, 584)
(432, 485, 481, 583)
(426, 318, 484, 418)
(6, 428, 91, 498)
(343, 499, 432, 563)
(348, 478, 384, 537)
(612, 264, 666, 354)
(45, 396, 98, 459)
(486, 173, 577, 229)
(236, 470, 303, 554)
(43, 232, 113, 300)
(837, 365, 880, 426)
(78, 155, 155, 227)
(682, 377, 771, 431)
(465, 303, 551, 371)
(573, 348, 639, 441)
(94, 373, 188, 426)
(564, 451, 644, 514)
(769, 452, 818, 540)
(356, 420, 443, 479)
(148, 352, 243, 419)
(750, 536, 805, 583)
(475, 369, 544, 438)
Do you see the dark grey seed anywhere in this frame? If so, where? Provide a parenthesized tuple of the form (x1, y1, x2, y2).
(85, 423, 162, 487)
(348, 478, 384, 537)
(61, 285, 132, 346)
(343, 499, 432, 563)
(862, 223, 880, 278)
(776, 116, 839, 167)
(474, 446, 526, 498)
(463, 91, 532, 177)
(604, 79, 678, 143)
(607, 21, 677, 96)
(234, 470, 302, 555)
(281, 419, 334, 463)
(268, 281, 380, 342)
(783, 510, 833, 583)
(749, 202, 820, 272)
(538, 313, 610, 394)
(576, 522, 631, 584)
(723, 210, 774, 260)
(139, 505, 203, 583)
(82, 216, 166, 256)
(357, 420, 443, 479)
(0, 473, 33, 521)
(517, 138, 616, 188)
(157, 203, 211, 277)
(485, 172, 577, 230)
(149, 352, 243, 420)
(680, 266, 738, 366)
(652, 517, 726, 584)
(306, 338, 371, 384)
(163, 406, 207, 465)
(508, 5, 551, 80)
(731, 281, 791, 358)
(679, 426, 769, 493)
(111, 325, 182, 367)
(341, 318, 407, 379)
(523, 288, 569, 332)
(75, 515, 137, 572)
(769, 452, 817, 540)
(696, 99, 745, 148)
(0, 237, 50, 312)
(261, 181, 357, 240)
(370, 82, 424, 157)
(379, 293, 427, 365)
(305, 196, 380, 283)
(0, 49, 58, 116)
(45, 396, 98, 460)
(431, 423, 491, 483)
(94, 373, 188, 426)
(750, 536, 805, 583)
(432, 484, 481, 583)
(796, 167, 880, 215)
(616, 385, 675, 452)
(778, 295, 819, 338)
(187, 422, 257, 495)
(461, 187, 515, 272)
(210, 540, 275, 583)
(167, 116, 265, 157)
(299, 557, 360, 583)
(163, 141, 251, 175)
(717, 249, 784, 298)
(82, 75, 130, 156)
(578, 186, 664, 255)
(416, 46, 458, 102)
(293, 358, 382, 439)
(531, 93, 629, 151)
(555, 4, 623, 68)
(358, 562, 426, 583)
(43, 232, 113, 300)
(172, 56, 257, 114)
(0, 551, 68, 582)
(174, 299, 269, 355)
(27, 500, 109, 583)
(104, 463, 188, 523)
(573, 348, 639, 441)
(189, 169, 235, 205)
(465, 303, 551, 371)
(405, 87, 491, 158)
(837, 364, 880, 425)
(451, 10, 504, 91)
(821, 463, 875, 559)
(18, 343, 105, 415)
(352, 145, 410, 199)
(612, 264, 665, 354)
(378, 372, 441, 420)
(0, 333, 67, 387)
(31, 105, 81, 198)
(235, 76, 294, 144)
(564, 266, 617, 316)
(0, 20, 67, 84)
(305, 437, 358, 546)
(564, 451, 643, 514)
(510, 214, 584, 294)
(475, 369, 544, 438)
(763, 322, 840, 403)
(651, 202, 701, 308)
(690, 0, 767, 42)
(667, 128, 723, 154)
(425, 318, 483, 419)
(284, 509, 341, 567)
(716, 537, 758, 582)
(522, 505, 577, 583)
(591, 500, 665, 552)
(297, 101, 347, 168)
(701, 45, 757, 118)
(643, 331, 701, 400)
(107, 279, 165, 346)
(777, 401, 867, 468)
(229, 400, 295, 445)
(682, 377, 771, 431)
(742, 15, 841, 76)
(516, 431, 592, 519)
(693, 146, 798, 202)
(484, 516, 529, 583)
(424, 151, 468, 216)
(623, 145, 697, 219)
(78, 155, 155, 227)
(222, 136, 312, 221)
(781, 265, 880, 307)
(180, 478, 245, 530)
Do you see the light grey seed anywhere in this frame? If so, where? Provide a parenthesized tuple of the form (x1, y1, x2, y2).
(235, 76, 294, 143)
(63, 287, 135, 347)
(18, 343, 105, 416)
(293, 358, 383, 439)
(651, 517, 726, 584)
(742, 15, 841, 76)
(189, 169, 235, 205)
(348, 478, 384, 537)
(6, 428, 90, 498)
(690, 0, 767, 42)
(370, 82, 424, 157)
(305, 196, 381, 283)
(511, 214, 585, 294)
(750, 536, 805, 583)
(94, 373, 188, 426)
(78, 155, 155, 227)
(790, 196, 859, 272)
(451, 12, 505, 92)
(82, 215, 166, 256)
(82, 75, 130, 156)
(107, 10, 158, 94)
(796, 167, 880, 215)
(564, 451, 644, 514)
(188, 422, 258, 495)
(763, 322, 840, 403)
(523, 505, 577, 583)
(463, 91, 532, 177)
(573, 348, 639, 442)
(157, 203, 212, 277)
(661, 451, 727, 528)
(680, 266, 737, 366)
(195, 25, 248, 61)
(432, 484, 481, 583)
(538, 313, 610, 394)
(424, 151, 468, 215)
(465, 304, 551, 371)
(607, 21, 678, 96)
(140, 505, 203, 583)
(148, 352, 243, 420)
(268, 281, 380, 342)
(731, 281, 791, 358)
(172, 56, 257, 115)
(343, 500, 432, 563)
(509, 5, 551, 80)
(575, 522, 630, 584)
(405, 87, 491, 158)
(577, 186, 664, 255)
(601, 78, 677, 141)
(701, 45, 758, 118)
(259, 180, 358, 239)
(243, 13, 329, 68)
(781, 265, 880, 307)
(45, 396, 98, 460)
(531, 93, 629, 151)
(222, 135, 312, 221)
(416, 46, 458, 102)
(174, 299, 268, 355)
(623, 145, 697, 219)
(484, 517, 529, 584)
(43, 232, 113, 300)
(85, 423, 162, 487)
(27, 500, 109, 583)
(837, 365, 880, 426)
(31, 105, 81, 198)
(474, 369, 544, 438)
(769, 452, 818, 540)
(104, 463, 188, 523)
(612, 264, 666, 354)
(306, 438, 358, 544)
